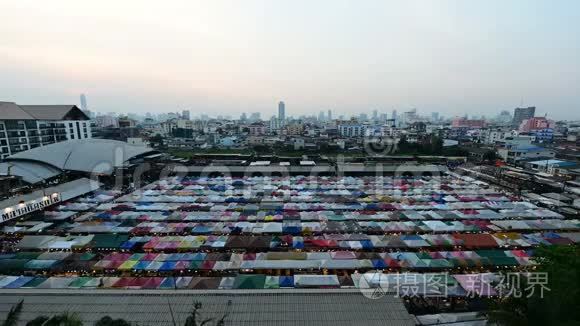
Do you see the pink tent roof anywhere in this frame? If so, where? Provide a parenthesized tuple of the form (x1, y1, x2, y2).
(112, 277, 135, 288)
(142, 277, 164, 289)
(174, 261, 189, 270)
(331, 251, 358, 260)
(142, 253, 159, 261)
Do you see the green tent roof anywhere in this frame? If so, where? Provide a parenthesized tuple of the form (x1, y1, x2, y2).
(14, 252, 42, 260)
(78, 252, 97, 261)
(90, 234, 130, 249)
(22, 277, 47, 288)
(233, 274, 266, 289)
(0, 259, 30, 272)
(68, 277, 93, 288)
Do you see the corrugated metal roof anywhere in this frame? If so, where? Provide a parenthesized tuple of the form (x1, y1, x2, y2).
(0, 178, 100, 211)
(19, 105, 88, 120)
(0, 161, 61, 184)
(0, 289, 414, 326)
(6, 139, 158, 174)
(0, 102, 35, 120)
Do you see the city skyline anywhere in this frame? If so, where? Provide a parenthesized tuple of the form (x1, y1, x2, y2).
(1, 0, 580, 119)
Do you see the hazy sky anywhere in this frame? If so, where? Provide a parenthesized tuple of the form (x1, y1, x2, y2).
(1, 0, 579, 119)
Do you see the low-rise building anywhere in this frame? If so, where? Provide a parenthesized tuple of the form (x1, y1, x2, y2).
(286, 123, 304, 136)
(525, 159, 580, 177)
(497, 136, 555, 164)
(249, 122, 268, 136)
(452, 117, 486, 128)
(519, 117, 555, 142)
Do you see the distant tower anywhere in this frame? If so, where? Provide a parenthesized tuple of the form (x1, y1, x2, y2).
(278, 101, 286, 121)
(182, 110, 191, 120)
(512, 106, 536, 127)
(327, 109, 332, 121)
(80, 94, 88, 111)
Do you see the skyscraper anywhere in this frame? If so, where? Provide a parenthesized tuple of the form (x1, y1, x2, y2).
(250, 112, 261, 121)
(182, 110, 191, 120)
(512, 106, 536, 127)
(327, 109, 332, 121)
(431, 112, 439, 122)
(278, 101, 286, 121)
(80, 94, 88, 111)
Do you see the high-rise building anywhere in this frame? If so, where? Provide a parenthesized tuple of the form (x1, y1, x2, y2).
(512, 106, 535, 127)
(80, 94, 88, 111)
(431, 112, 439, 122)
(318, 111, 325, 122)
(250, 112, 261, 121)
(327, 109, 332, 121)
(240, 113, 247, 122)
(372, 110, 378, 121)
(278, 101, 286, 121)
(181, 110, 191, 120)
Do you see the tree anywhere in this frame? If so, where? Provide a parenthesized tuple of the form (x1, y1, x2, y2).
(42, 313, 83, 326)
(150, 134, 165, 148)
(482, 150, 498, 162)
(2, 300, 23, 326)
(252, 145, 270, 155)
(482, 245, 580, 326)
(184, 302, 213, 326)
(183, 302, 228, 326)
(94, 316, 132, 326)
(396, 136, 409, 153)
(26, 316, 49, 326)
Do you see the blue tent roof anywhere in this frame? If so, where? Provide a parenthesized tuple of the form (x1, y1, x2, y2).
(3, 276, 34, 289)
(159, 277, 176, 289)
(133, 260, 151, 270)
(372, 259, 387, 269)
(279, 276, 294, 287)
(159, 261, 177, 271)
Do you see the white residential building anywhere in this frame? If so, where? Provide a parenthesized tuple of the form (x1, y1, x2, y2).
(0, 102, 92, 159)
(481, 128, 518, 145)
(338, 124, 367, 137)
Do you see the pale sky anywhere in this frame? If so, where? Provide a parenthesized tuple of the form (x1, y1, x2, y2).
(1, 0, 579, 119)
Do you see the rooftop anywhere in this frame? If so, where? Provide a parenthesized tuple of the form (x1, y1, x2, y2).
(0, 102, 88, 121)
(6, 139, 158, 175)
(528, 159, 578, 167)
(0, 289, 414, 326)
(0, 178, 100, 212)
